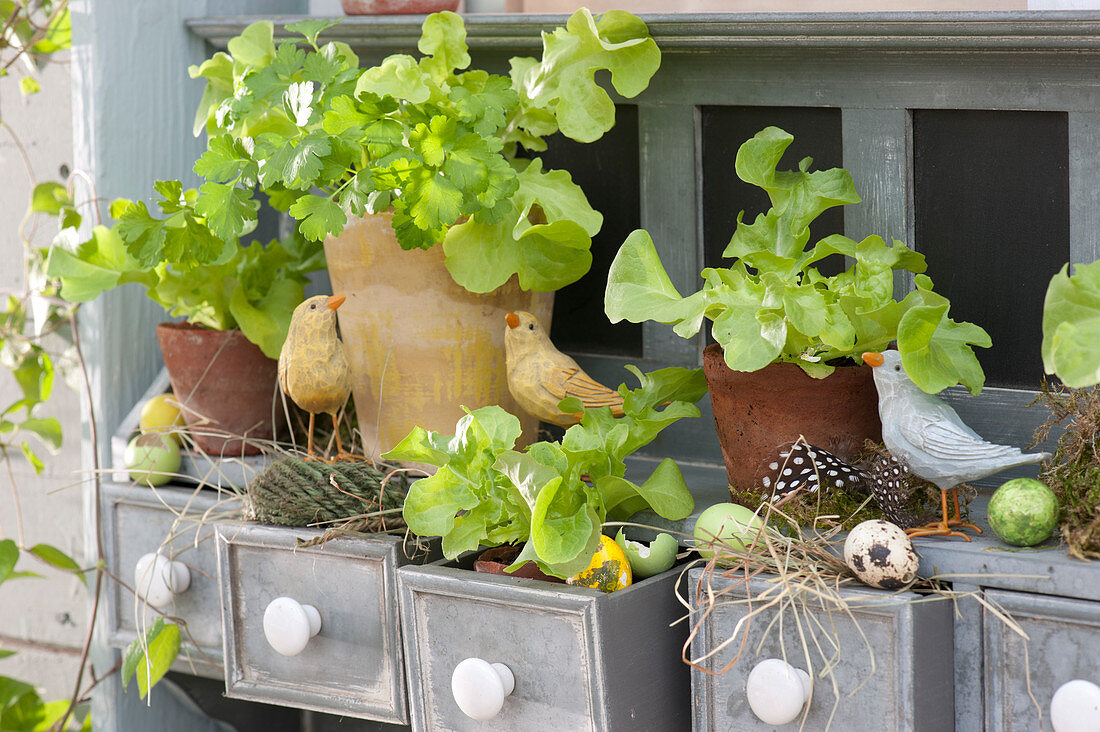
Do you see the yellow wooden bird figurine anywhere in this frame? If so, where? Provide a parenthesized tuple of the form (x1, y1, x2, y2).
(278, 294, 353, 459)
(504, 311, 624, 427)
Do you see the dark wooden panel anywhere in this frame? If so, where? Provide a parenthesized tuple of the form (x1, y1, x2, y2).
(700, 106, 845, 276)
(540, 105, 643, 357)
(700, 106, 846, 346)
(912, 109, 1069, 389)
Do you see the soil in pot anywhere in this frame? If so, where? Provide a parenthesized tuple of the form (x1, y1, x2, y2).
(702, 343, 882, 498)
(473, 545, 565, 584)
(156, 323, 279, 456)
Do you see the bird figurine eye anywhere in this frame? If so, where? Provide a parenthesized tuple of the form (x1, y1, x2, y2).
(528, 324, 535, 330)
(894, 365, 901, 372)
(310, 303, 317, 310)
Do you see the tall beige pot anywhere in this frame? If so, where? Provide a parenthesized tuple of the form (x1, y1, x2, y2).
(324, 213, 554, 458)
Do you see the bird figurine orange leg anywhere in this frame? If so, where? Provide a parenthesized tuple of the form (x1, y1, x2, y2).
(504, 311, 624, 427)
(904, 487, 982, 541)
(279, 294, 354, 461)
(863, 350, 1048, 541)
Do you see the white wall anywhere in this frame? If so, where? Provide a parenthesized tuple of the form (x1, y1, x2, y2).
(0, 61, 88, 701)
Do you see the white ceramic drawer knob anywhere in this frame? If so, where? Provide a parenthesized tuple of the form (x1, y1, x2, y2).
(451, 658, 515, 720)
(746, 658, 812, 726)
(1051, 679, 1100, 732)
(134, 552, 191, 609)
(263, 597, 321, 657)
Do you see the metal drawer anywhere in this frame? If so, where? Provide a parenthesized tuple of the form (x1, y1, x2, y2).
(984, 589, 1100, 731)
(217, 523, 425, 724)
(102, 482, 242, 679)
(690, 567, 954, 731)
(397, 559, 690, 732)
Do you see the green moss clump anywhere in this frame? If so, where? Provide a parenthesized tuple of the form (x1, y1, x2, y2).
(1033, 381, 1100, 559)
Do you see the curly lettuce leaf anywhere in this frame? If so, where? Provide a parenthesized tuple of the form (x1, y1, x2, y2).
(514, 8, 660, 143)
(1042, 260, 1100, 388)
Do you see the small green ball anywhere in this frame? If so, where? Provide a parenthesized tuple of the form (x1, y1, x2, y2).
(987, 478, 1059, 547)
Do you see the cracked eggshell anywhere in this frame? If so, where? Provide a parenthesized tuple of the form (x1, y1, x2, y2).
(843, 519, 919, 590)
(615, 529, 678, 579)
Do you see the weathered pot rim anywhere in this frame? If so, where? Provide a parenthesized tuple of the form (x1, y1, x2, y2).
(472, 545, 566, 584)
(702, 342, 871, 380)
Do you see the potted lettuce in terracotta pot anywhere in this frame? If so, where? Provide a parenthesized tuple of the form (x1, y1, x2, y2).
(45, 189, 323, 455)
(604, 126, 991, 493)
(186, 10, 661, 457)
(382, 366, 706, 579)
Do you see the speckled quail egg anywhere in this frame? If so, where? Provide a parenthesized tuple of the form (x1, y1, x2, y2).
(842, 519, 919, 590)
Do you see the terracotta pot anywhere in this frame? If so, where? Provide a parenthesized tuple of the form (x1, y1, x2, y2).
(324, 213, 553, 458)
(702, 343, 882, 496)
(473, 545, 565, 584)
(156, 323, 279, 456)
(340, 0, 458, 13)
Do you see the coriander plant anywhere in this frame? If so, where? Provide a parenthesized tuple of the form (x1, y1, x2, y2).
(187, 10, 661, 293)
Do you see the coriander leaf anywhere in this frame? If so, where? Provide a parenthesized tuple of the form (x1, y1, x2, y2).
(288, 193, 346, 241)
(194, 135, 258, 186)
(322, 95, 370, 136)
(116, 201, 168, 267)
(195, 182, 259, 241)
(286, 18, 339, 48)
(451, 72, 517, 136)
(409, 115, 458, 167)
(284, 81, 316, 128)
(405, 168, 463, 233)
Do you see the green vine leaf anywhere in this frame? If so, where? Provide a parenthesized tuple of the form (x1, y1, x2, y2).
(121, 618, 182, 699)
(28, 544, 83, 586)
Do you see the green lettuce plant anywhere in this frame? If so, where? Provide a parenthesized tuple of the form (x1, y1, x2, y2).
(605, 126, 991, 395)
(1042, 259, 1100, 387)
(186, 10, 661, 293)
(383, 366, 706, 578)
(44, 191, 324, 359)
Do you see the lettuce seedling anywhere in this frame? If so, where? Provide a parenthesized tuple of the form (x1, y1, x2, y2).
(604, 126, 991, 395)
(383, 366, 706, 578)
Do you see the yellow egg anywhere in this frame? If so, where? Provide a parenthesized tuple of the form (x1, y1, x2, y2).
(140, 393, 184, 442)
(567, 535, 633, 593)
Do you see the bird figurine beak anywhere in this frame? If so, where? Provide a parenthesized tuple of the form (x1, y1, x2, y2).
(505, 312, 520, 329)
(327, 294, 346, 311)
(862, 352, 884, 367)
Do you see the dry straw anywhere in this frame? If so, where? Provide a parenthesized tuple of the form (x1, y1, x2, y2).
(677, 490, 1040, 731)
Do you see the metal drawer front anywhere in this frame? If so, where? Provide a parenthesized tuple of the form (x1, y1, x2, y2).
(984, 588, 1100, 732)
(217, 523, 414, 724)
(398, 562, 690, 732)
(102, 482, 240, 678)
(690, 568, 954, 731)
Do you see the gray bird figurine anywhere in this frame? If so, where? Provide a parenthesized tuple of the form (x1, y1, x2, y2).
(862, 350, 1050, 540)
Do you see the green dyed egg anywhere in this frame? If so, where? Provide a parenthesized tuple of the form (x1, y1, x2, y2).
(987, 478, 1059, 547)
